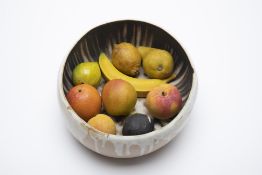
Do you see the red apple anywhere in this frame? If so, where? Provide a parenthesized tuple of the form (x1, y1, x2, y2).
(146, 84, 182, 119)
(66, 84, 101, 121)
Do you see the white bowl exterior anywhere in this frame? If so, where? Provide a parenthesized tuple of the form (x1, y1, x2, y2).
(58, 64, 197, 158)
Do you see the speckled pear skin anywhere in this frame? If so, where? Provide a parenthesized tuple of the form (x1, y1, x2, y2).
(58, 20, 197, 158)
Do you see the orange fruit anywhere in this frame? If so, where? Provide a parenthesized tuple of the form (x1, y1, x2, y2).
(88, 114, 116, 134)
(66, 84, 101, 121)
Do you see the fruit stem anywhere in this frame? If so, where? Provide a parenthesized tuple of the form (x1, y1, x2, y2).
(157, 65, 163, 71)
(164, 73, 177, 83)
(162, 91, 167, 96)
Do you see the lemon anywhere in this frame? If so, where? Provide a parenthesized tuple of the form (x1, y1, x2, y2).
(112, 42, 141, 77)
(72, 62, 101, 87)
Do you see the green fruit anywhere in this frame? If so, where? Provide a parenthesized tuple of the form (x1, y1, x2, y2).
(137, 46, 155, 59)
(143, 49, 174, 79)
(72, 62, 101, 87)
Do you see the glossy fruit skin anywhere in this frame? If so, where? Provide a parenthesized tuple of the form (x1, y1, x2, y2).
(143, 49, 174, 79)
(102, 79, 137, 116)
(88, 114, 116, 135)
(146, 84, 182, 120)
(66, 84, 101, 121)
(112, 42, 141, 77)
(72, 62, 101, 87)
(122, 113, 154, 136)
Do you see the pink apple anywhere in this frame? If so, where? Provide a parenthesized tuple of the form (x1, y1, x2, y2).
(146, 84, 182, 119)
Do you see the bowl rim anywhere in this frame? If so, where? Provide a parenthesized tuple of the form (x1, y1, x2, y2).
(58, 19, 198, 141)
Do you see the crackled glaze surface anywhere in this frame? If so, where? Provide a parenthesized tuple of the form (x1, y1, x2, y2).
(58, 20, 197, 158)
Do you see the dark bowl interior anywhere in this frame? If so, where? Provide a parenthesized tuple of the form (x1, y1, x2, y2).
(63, 20, 194, 107)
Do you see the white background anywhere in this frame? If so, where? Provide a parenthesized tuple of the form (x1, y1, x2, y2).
(1, 0, 262, 174)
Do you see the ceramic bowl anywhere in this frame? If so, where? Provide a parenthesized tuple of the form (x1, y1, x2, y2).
(58, 20, 197, 158)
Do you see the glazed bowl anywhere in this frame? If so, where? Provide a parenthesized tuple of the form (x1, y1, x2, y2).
(58, 20, 197, 158)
